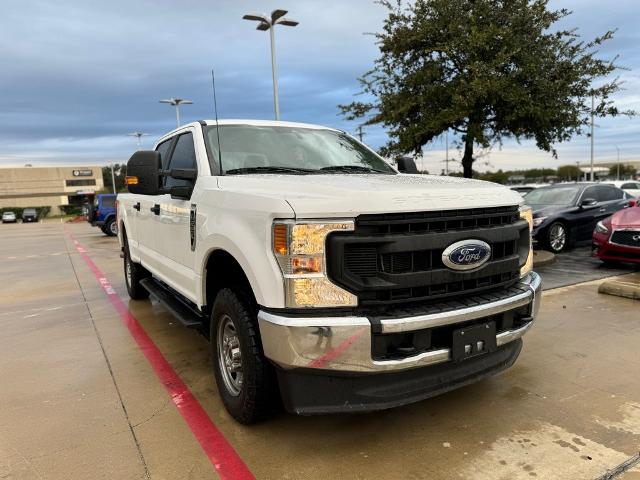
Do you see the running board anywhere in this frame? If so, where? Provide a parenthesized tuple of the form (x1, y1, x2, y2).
(140, 278, 206, 329)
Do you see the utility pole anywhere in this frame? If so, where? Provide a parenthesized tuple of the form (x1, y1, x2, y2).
(590, 94, 595, 181)
(243, 10, 298, 120)
(356, 125, 365, 142)
(445, 130, 449, 175)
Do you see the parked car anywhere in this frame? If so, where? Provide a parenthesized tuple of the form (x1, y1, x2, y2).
(592, 198, 640, 264)
(117, 120, 541, 423)
(604, 180, 640, 198)
(21, 208, 38, 223)
(510, 184, 546, 195)
(525, 183, 633, 253)
(2, 211, 17, 223)
(87, 194, 117, 236)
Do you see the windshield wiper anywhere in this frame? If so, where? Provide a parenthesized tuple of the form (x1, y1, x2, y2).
(319, 165, 391, 174)
(225, 166, 316, 175)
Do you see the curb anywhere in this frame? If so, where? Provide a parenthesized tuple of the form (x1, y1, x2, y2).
(598, 280, 640, 301)
(533, 250, 555, 267)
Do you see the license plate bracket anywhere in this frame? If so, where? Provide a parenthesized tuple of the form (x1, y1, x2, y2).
(452, 321, 497, 362)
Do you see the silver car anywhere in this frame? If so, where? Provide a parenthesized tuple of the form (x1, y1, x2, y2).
(2, 211, 17, 223)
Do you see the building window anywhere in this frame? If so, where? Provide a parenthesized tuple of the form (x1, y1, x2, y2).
(66, 179, 96, 187)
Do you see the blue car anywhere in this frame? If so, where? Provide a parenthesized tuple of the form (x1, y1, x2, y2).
(88, 194, 117, 236)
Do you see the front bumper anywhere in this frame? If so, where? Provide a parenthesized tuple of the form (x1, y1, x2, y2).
(258, 271, 542, 374)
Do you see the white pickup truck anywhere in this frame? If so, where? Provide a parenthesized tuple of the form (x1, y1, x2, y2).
(117, 120, 541, 423)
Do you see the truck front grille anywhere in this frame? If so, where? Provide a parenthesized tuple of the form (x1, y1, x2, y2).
(327, 206, 529, 307)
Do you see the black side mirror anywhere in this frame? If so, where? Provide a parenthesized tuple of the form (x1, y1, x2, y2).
(396, 156, 418, 174)
(580, 198, 598, 208)
(126, 151, 161, 195)
(169, 185, 193, 200)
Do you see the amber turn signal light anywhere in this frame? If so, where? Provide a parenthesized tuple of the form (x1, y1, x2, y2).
(273, 224, 288, 255)
(124, 176, 139, 185)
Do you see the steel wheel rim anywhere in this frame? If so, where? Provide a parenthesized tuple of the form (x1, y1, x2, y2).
(549, 224, 566, 251)
(217, 314, 243, 396)
(109, 222, 118, 235)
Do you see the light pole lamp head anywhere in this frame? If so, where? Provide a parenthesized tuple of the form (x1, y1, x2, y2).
(276, 18, 298, 27)
(270, 9, 287, 23)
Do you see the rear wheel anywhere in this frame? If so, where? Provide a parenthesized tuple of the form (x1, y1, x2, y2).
(104, 218, 118, 237)
(210, 288, 278, 424)
(545, 222, 568, 253)
(123, 242, 150, 300)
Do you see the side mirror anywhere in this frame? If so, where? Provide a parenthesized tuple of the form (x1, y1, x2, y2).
(396, 156, 418, 174)
(126, 151, 161, 195)
(580, 198, 598, 208)
(169, 185, 193, 200)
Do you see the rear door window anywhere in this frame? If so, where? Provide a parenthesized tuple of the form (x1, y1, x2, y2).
(165, 133, 197, 188)
(101, 196, 116, 208)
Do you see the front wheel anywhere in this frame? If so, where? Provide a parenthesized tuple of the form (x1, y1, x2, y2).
(123, 243, 150, 300)
(545, 222, 568, 253)
(210, 288, 278, 424)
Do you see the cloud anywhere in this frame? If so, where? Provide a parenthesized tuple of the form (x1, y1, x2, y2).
(1, 0, 639, 171)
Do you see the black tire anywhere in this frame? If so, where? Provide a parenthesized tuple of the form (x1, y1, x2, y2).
(123, 242, 150, 300)
(104, 218, 118, 237)
(210, 288, 278, 424)
(544, 221, 569, 253)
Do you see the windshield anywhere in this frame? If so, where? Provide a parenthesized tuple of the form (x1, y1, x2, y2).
(204, 125, 395, 175)
(524, 186, 581, 206)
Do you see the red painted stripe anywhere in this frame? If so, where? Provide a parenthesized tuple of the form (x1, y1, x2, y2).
(66, 230, 254, 480)
(307, 327, 368, 369)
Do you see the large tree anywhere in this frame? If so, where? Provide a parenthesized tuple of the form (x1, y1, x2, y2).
(340, 0, 631, 177)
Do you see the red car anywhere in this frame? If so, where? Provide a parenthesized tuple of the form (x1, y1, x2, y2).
(592, 199, 640, 264)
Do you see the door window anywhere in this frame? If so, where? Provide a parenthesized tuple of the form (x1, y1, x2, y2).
(622, 182, 638, 189)
(165, 133, 197, 188)
(156, 138, 174, 170)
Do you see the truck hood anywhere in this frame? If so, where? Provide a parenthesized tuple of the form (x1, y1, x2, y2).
(218, 174, 523, 217)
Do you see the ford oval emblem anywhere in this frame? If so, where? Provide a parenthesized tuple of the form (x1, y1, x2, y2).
(442, 240, 492, 271)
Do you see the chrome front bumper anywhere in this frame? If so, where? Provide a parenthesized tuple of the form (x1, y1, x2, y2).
(258, 271, 542, 373)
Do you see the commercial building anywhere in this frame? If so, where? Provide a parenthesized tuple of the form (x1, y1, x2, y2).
(0, 166, 105, 215)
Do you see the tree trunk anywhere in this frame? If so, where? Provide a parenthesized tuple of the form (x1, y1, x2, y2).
(462, 134, 474, 178)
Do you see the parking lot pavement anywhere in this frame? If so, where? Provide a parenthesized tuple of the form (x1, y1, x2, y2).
(536, 243, 639, 290)
(2, 221, 640, 480)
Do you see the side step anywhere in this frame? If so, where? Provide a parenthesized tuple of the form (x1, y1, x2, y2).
(140, 278, 206, 329)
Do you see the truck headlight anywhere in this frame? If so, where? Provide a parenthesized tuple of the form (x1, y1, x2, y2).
(272, 221, 358, 308)
(519, 206, 534, 277)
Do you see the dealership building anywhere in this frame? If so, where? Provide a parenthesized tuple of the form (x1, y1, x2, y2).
(0, 166, 105, 215)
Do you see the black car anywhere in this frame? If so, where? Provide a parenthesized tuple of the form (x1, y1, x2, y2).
(21, 208, 38, 223)
(526, 183, 634, 253)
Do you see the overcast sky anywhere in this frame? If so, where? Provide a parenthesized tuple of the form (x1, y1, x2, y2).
(1, 0, 640, 173)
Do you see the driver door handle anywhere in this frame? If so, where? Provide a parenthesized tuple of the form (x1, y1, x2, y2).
(133, 202, 141, 211)
(598, 207, 606, 212)
(150, 204, 160, 215)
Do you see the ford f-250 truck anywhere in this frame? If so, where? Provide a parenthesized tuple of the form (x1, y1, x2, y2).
(117, 120, 541, 424)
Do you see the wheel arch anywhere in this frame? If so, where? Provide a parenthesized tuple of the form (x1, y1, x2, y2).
(203, 249, 258, 315)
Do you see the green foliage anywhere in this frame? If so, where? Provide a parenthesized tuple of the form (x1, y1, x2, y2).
(102, 163, 128, 192)
(0, 206, 51, 219)
(59, 205, 84, 216)
(340, 0, 632, 177)
(608, 164, 637, 178)
(556, 165, 582, 181)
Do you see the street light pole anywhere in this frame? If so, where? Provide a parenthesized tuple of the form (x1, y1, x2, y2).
(159, 98, 193, 128)
(110, 164, 116, 194)
(445, 130, 449, 175)
(616, 145, 620, 180)
(243, 10, 298, 121)
(590, 94, 595, 182)
(127, 131, 149, 149)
